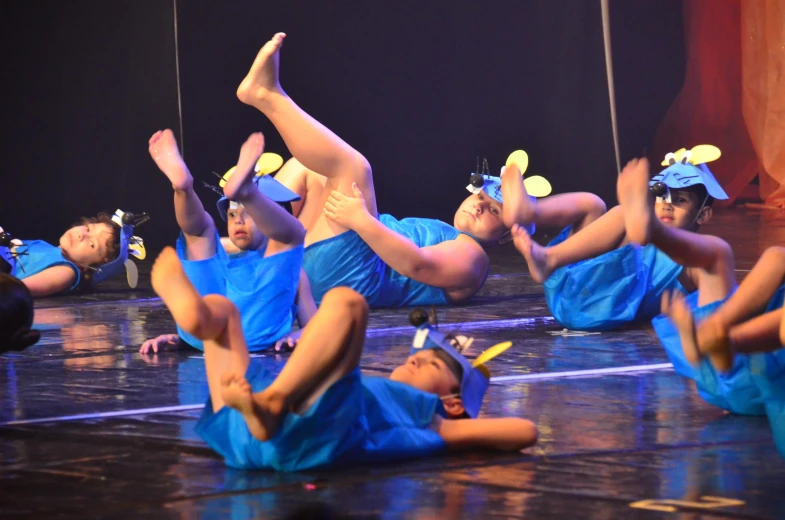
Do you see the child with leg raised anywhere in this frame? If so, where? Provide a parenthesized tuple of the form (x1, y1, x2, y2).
(613, 156, 770, 417)
(149, 247, 538, 471)
(141, 130, 310, 354)
(661, 247, 785, 456)
(513, 146, 728, 331)
(236, 33, 605, 308)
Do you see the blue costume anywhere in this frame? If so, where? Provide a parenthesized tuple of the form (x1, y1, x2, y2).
(544, 226, 686, 331)
(653, 285, 785, 450)
(176, 232, 303, 352)
(176, 173, 304, 351)
(303, 214, 481, 308)
(196, 362, 447, 471)
(3, 240, 81, 294)
(545, 145, 730, 331)
(195, 310, 506, 471)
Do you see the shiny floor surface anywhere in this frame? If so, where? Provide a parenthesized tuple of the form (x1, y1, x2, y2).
(2, 208, 785, 519)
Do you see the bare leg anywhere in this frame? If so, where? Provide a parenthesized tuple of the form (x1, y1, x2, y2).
(149, 130, 217, 260)
(617, 156, 736, 307)
(223, 133, 304, 248)
(149, 248, 249, 412)
(512, 206, 627, 283)
(662, 290, 701, 365)
(236, 33, 377, 246)
(221, 287, 369, 441)
(501, 164, 606, 233)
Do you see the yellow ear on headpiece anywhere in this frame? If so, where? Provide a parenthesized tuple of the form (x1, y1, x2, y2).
(129, 239, 146, 260)
(471, 341, 513, 368)
(688, 145, 721, 165)
(219, 152, 285, 188)
(661, 145, 721, 166)
(505, 150, 529, 174)
(523, 175, 552, 197)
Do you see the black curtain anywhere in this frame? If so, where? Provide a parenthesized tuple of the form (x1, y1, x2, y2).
(0, 0, 684, 251)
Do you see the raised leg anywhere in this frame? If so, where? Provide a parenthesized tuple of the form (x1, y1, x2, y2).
(236, 33, 377, 245)
(149, 130, 217, 260)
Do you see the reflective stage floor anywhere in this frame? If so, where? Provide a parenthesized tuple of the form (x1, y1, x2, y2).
(2, 208, 785, 519)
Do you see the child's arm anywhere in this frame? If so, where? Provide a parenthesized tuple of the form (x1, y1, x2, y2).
(21, 266, 77, 297)
(325, 185, 487, 290)
(433, 415, 538, 451)
(235, 190, 305, 251)
(295, 268, 317, 327)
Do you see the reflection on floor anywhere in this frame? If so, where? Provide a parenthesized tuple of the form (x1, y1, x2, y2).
(2, 208, 784, 519)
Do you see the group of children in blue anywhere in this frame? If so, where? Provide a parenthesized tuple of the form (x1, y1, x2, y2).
(2, 32, 784, 471)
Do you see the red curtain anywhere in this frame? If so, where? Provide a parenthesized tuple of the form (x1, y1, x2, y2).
(652, 0, 785, 208)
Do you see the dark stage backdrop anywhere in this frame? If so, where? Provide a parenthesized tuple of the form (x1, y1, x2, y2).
(0, 0, 684, 252)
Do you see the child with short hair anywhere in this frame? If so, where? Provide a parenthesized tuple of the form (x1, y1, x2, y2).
(149, 247, 538, 471)
(141, 130, 312, 354)
(513, 146, 728, 331)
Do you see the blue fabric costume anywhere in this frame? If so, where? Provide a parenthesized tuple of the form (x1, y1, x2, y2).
(176, 231, 303, 352)
(544, 225, 686, 331)
(3, 240, 81, 293)
(303, 214, 483, 308)
(195, 360, 447, 471)
(653, 285, 785, 422)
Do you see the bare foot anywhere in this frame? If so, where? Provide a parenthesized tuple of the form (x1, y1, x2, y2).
(512, 224, 552, 283)
(220, 371, 287, 442)
(237, 33, 287, 108)
(617, 158, 652, 245)
(501, 164, 536, 229)
(150, 247, 204, 337)
(149, 129, 192, 191)
(223, 133, 265, 201)
(696, 315, 734, 372)
(662, 290, 700, 366)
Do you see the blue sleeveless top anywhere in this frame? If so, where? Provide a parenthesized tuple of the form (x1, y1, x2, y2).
(303, 214, 481, 308)
(544, 225, 685, 331)
(196, 360, 447, 471)
(6, 240, 81, 293)
(175, 232, 302, 352)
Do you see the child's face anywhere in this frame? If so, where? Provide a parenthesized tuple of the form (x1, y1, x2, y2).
(227, 206, 265, 250)
(59, 223, 114, 266)
(390, 349, 461, 397)
(453, 193, 507, 243)
(654, 189, 710, 230)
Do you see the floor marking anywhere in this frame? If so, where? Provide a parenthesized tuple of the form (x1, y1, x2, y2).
(629, 496, 745, 513)
(491, 363, 673, 383)
(364, 316, 554, 336)
(1, 363, 674, 426)
(0, 404, 204, 427)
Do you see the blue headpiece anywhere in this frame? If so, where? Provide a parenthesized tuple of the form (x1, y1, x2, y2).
(92, 210, 149, 288)
(465, 151, 552, 237)
(649, 145, 728, 202)
(408, 309, 512, 418)
(212, 153, 301, 221)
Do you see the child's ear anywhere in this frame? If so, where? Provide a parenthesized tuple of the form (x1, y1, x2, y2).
(696, 206, 713, 226)
(441, 396, 466, 418)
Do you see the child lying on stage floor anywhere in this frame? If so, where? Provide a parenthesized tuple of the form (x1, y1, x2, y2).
(140, 130, 315, 354)
(661, 246, 785, 457)
(512, 146, 728, 331)
(1, 210, 146, 298)
(0, 272, 40, 353)
(611, 156, 781, 420)
(236, 32, 604, 308)
(149, 246, 538, 471)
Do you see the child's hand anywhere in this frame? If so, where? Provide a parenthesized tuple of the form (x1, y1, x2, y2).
(139, 334, 181, 354)
(274, 329, 302, 352)
(324, 183, 369, 230)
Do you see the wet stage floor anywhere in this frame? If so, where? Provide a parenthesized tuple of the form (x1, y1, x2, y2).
(2, 208, 785, 519)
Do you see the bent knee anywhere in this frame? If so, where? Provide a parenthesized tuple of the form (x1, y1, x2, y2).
(762, 246, 785, 262)
(203, 294, 240, 320)
(322, 287, 369, 317)
(579, 193, 607, 218)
